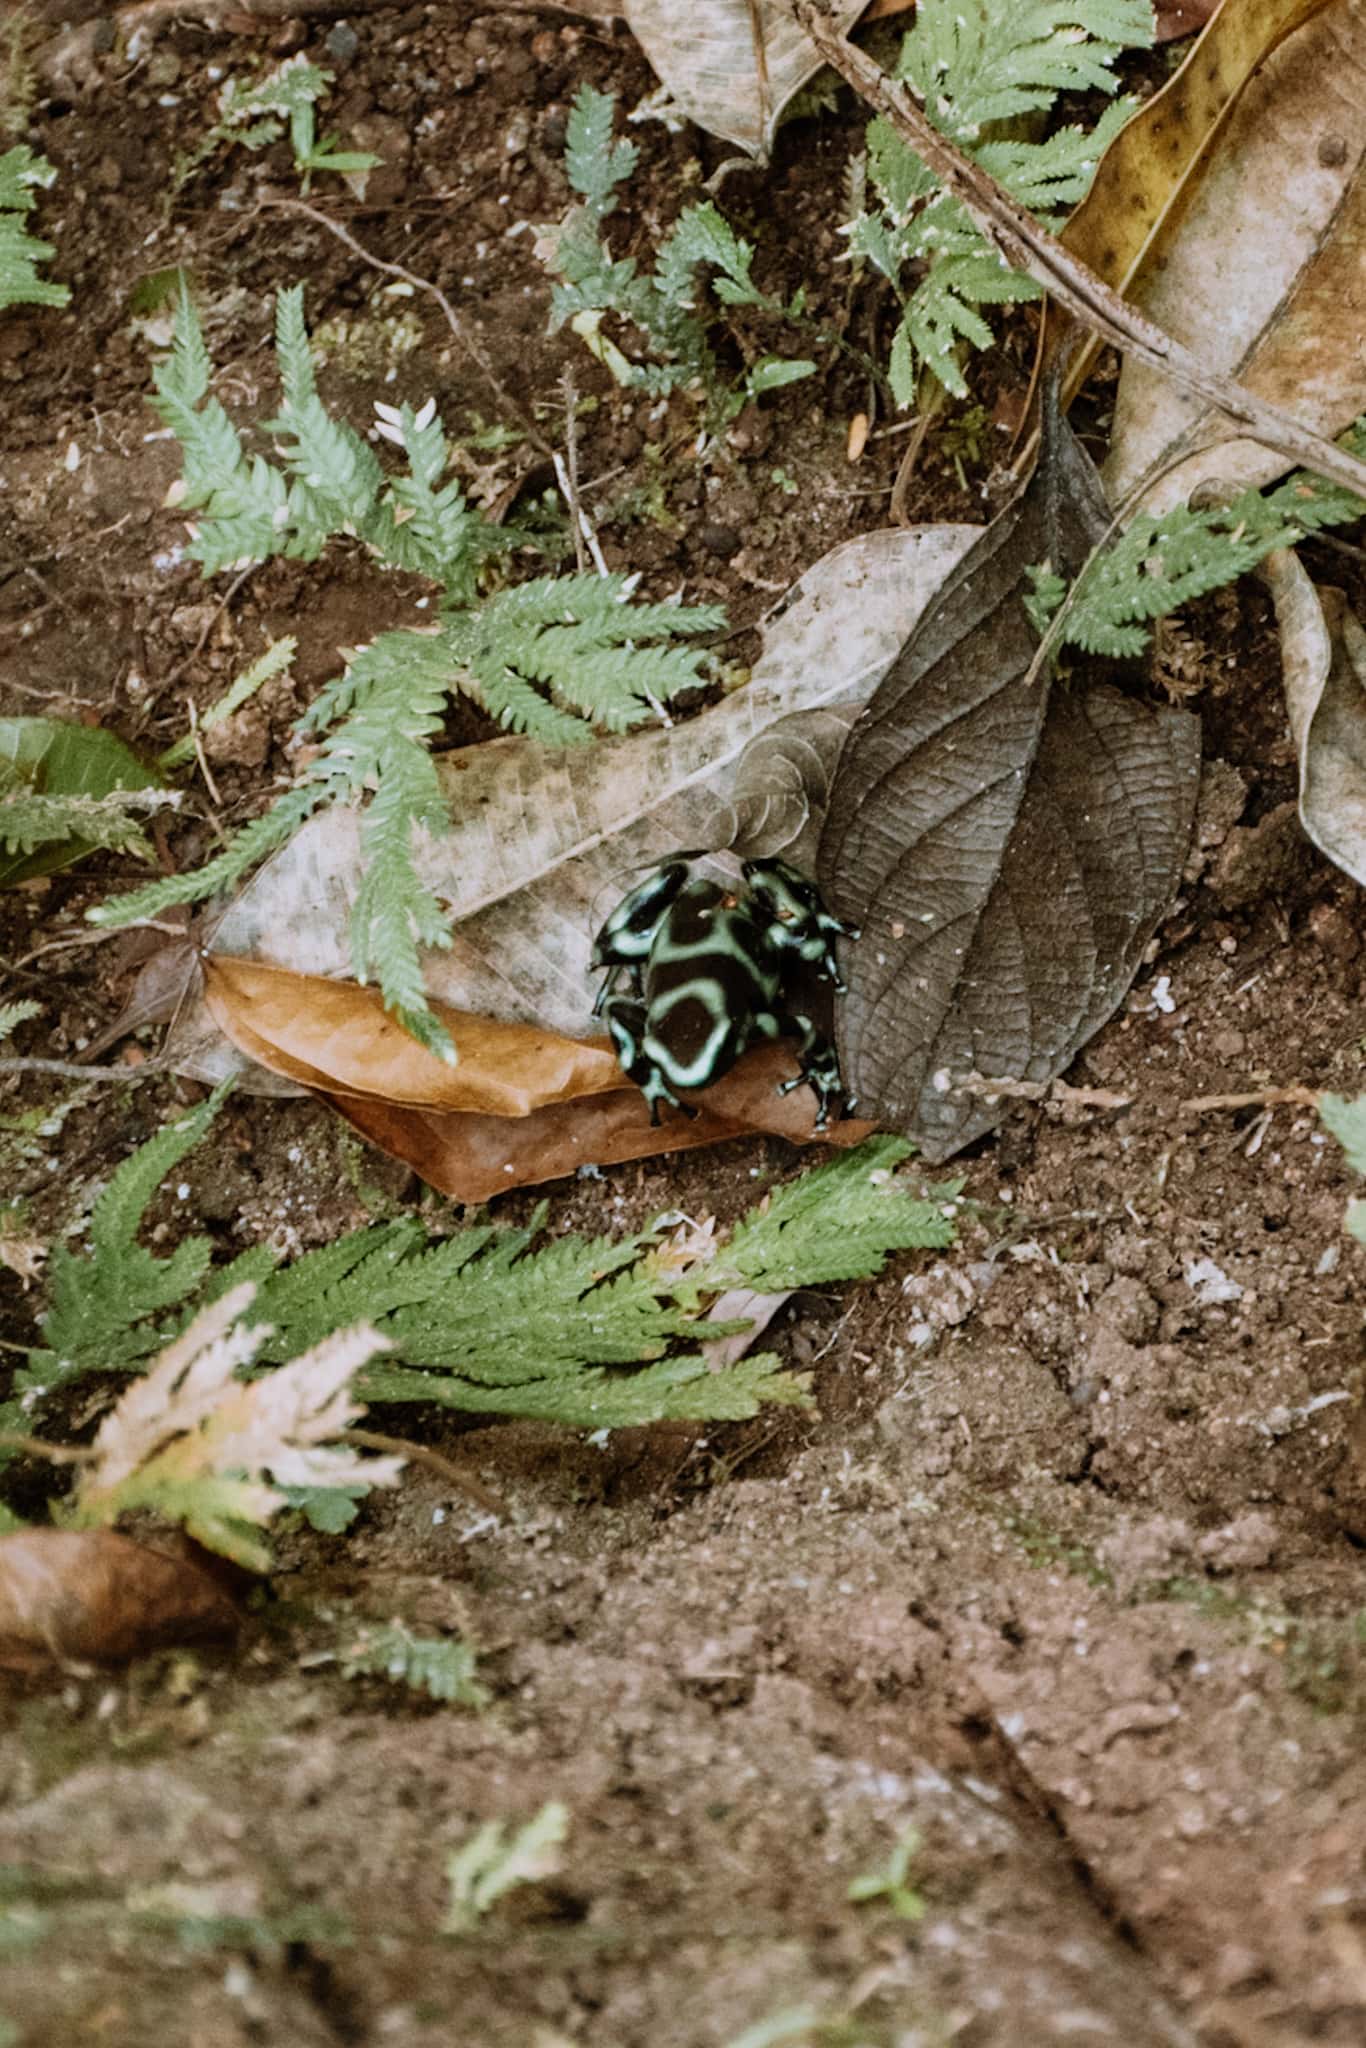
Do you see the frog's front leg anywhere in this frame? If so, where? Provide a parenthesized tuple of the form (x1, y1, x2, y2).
(602, 995, 696, 1124)
(774, 1010, 850, 1132)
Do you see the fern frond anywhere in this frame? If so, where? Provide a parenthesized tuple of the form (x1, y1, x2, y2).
(0, 145, 68, 310)
(339, 1620, 488, 1705)
(655, 202, 773, 313)
(1050, 420, 1366, 660)
(850, 0, 1150, 399)
(688, 1136, 958, 1298)
(27, 1087, 233, 1398)
(565, 82, 638, 220)
(898, 0, 1152, 134)
(373, 399, 512, 599)
(0, 790, 157, 862)
(449, 574, 722, 739)
(22, 1105, 957, 1437)
(351, 740, 456, 1061)
(89, 782, 322, 928)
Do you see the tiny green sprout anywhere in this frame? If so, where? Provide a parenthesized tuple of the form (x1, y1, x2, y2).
(847, 1825, 926, 1921)
(769, 466, 799, 497)
(443, 1801, 569, 1933)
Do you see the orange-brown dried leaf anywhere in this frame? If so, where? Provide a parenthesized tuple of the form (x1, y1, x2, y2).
(0, 1529, 240, 1676)
(324, 1043, 877, 1201)
(204, 956, 624, 1112)
(205, 958, 876, 1197)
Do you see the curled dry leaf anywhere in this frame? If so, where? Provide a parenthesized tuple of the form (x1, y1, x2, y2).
(168, 523, 978, 1086)
(204, 959, 875, 1200)
(0, 1529, 239, 1676)
(1262, 550, 1366, 887)
(819, 405, 1201, 1163)
(621, 0, 865, 158)
(1075, 0, 1366, 510)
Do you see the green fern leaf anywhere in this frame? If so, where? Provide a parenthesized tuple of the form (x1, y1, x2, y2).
(0, 146, 68, 310)
(656, 202, 773, 313)
(853, 0, 1150, 398)
(26, 1086, 232, 1402)
(89, 783, 321, 928)
(339, 1620, 488, 1704)
(565, 82, 638, 219)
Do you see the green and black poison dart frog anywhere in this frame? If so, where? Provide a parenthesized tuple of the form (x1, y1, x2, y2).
(589, 855, 859, 1130)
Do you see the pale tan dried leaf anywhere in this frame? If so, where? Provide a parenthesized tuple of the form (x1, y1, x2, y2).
(1099, 0, 1366, 510)
(84, 1283, 260, 1494)
(1263, 551, 1366, 887)
(622, 0, 865, 157)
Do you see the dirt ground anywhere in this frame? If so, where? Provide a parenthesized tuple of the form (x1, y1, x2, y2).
(3, 6, 1366, 2045)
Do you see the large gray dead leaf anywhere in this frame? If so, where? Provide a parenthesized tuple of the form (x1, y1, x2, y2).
(819, 410, 1202, 1163)
(1263, 549, 1366, 885)
(1104, 0, 1366, 512)
(167, 524, 978, 1087)
(622, 0, 864, 157)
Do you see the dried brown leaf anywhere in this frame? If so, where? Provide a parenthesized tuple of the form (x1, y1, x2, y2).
(1075, 0, 1366, 509)
(818, 406, 1201, 1162)
(0, 1530, 239, 1675)
(1263, 552, 1366, 887)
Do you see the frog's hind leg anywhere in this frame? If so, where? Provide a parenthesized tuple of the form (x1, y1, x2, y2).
(603, 996, 695, 1125)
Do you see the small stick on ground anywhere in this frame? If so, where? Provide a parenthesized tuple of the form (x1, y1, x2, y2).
(554, 368, 611, 576)
(0, 1058, 161, 1083)
(1180, 1085, 1319, 1114)
(261, 199, 550, 457)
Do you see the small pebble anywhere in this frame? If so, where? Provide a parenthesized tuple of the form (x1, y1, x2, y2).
(326, 21, 361, 64)
(700, 522, 741, 559)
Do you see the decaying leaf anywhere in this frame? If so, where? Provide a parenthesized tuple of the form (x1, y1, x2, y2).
(1080, 0, 1366, 509)
(204, 962, 875, 1199)
(167, 523, 978, 1087)
(0, 1529, 239, 1675)
(1263, 550, 1366, 887)
(621, 0, 864, 158)
(818, 404, 1201, 1163)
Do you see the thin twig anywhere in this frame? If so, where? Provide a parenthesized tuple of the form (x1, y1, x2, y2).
(0, 1431, 97, 1465)
(261, 199, 551, 456)
(0, 1057, 160, 1082)
(338, 1427, 507, 1518)
(1180, 1085, 1319, 1114)
(789, 1, 1366, 505)
(556, 369, 589, 573)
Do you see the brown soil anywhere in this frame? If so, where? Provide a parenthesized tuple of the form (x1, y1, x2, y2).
(3, 7, 1366, 2046)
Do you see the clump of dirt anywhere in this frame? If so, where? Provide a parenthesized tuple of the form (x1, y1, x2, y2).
(3, 7, 1366, 2046)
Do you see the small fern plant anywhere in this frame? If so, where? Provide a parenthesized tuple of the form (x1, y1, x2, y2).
(88, 285, 724, 1057)
(0, 145, 69, 312)
(173, 54, 380, 193)
(843, 0, 1153, 401)
(541, 84, 817, 419)
(1026, 417, 1366, 660)
(5, 1093, 956, 1451)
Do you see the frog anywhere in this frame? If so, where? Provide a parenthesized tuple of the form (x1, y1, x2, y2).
(590, 854, 854, 1130)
